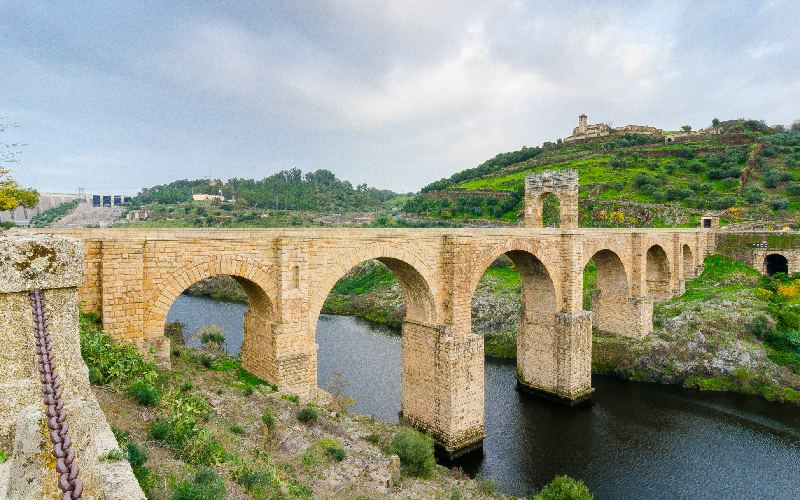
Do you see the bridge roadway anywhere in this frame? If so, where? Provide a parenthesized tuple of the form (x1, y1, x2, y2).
(38, 226, 712, 457)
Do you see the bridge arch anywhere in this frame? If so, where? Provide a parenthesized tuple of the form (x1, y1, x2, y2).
(144, 256, 277, 374)
(645, 244, 672, 300)
(682, 244, 695, 280)
(309, 242, 439, 329)
(584, 249, 631, 334)
(765, 253, 789, 276)
(469, 243, 560, 393)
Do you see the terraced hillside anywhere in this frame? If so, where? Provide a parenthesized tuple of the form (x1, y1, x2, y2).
(402, 119, 800, 228)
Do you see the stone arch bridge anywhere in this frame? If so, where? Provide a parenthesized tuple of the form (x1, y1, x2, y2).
(40, 224, 712, 456)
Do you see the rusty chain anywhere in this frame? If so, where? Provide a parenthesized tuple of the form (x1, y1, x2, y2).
(29, 289, 83, 500)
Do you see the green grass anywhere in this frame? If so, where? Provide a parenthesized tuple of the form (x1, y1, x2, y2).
(331, 263, 396, 294)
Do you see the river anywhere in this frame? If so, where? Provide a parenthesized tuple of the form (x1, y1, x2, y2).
(168, 294, 800, 498)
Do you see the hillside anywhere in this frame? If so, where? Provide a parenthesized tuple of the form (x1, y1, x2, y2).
(118, 168, 409, 228)
(403, 119, 800, 228)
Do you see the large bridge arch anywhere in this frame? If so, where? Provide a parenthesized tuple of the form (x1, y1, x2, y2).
(308, 241, 441, 329)
(143, 256, 277, 374)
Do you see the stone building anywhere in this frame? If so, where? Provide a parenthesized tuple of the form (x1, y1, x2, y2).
(564, 114, 663, 143)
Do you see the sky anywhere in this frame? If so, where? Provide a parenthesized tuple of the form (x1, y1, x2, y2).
(1, 1, 799, 195)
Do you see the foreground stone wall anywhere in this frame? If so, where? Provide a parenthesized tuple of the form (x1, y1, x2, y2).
(0, 232, 143, 499)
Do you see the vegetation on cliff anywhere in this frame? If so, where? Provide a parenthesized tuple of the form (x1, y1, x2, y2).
(405, 121, 800, 227)
(30, 198, 82, 227)
(81, 312, 517, 498)
(594, 255, 800, 403)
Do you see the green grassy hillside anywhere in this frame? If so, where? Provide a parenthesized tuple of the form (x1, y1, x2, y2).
(403, 119, 800, 228)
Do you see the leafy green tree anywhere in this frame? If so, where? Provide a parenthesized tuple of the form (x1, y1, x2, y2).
(681, 125, 693, 133)
(0, 121, 38, 211)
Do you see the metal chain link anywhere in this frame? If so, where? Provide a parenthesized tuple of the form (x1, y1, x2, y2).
(29, 289, 83, 500)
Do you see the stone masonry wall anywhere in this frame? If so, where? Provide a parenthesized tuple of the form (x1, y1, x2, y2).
(36, 226, 708, 455)
(0, 231, 143, 499)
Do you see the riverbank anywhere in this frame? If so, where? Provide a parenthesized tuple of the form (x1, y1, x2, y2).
(83, 313, 521, 498)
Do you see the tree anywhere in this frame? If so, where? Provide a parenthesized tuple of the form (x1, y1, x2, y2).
(791, 121, 800, 132)
(712, 118, 721, 128)
(681, 125, 693, 133)
(0, 121, 38, 211)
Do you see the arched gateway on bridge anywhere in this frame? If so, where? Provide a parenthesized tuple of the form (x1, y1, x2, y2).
(39, 171, 710, 458)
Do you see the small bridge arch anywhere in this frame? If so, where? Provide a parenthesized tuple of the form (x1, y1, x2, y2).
(765, 253, 789, 276)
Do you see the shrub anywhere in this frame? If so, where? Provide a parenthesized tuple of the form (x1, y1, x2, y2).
(281, 393, 300, 404)
(771, 198, 789, 211)
(126, 380, 161, 406)
(744, 187, 764, 204)
(0, 449, 7, 464)
(297, 406, 318, 424)
(366, 433, 380, 444)
(230, 424, 246, 435)
(787, 183, 800, 196)
(199, 325, 225, 348)
(389, 428, 435, 478)
(324, 445, 346, 462)
(79, 313, 156, 386)
(261, 411, 275, 430)
(172, 467, 226, 500)
(126, 442, 154, 492)
(534, 475, 593, 500)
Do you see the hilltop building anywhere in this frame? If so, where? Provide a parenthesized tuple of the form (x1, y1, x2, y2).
(564, 114, 662, 143)
(192, 193, 225, 202)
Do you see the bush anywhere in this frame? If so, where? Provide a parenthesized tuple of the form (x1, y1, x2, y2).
(297, 406, 318, 424)
(261, 411, 275, 429)
(389, 428, 435, 478)
(764, 169, 782, 188)
(744, 187, 764, 204)
(199, 325, 225, 348)
(125, 442, 154, 493)
(172, 467, 226, 500)
(771, 198, 789, 211)
(324, 445, 346, 462)
(79, 313, 156, 386)
(230, 424, 246, 435)
(126, 380, 161, 406)
(787, 183, 800, 196)
(535, 475, 593, 500)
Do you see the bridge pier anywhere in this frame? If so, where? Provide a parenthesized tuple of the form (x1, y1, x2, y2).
(592, 291, 653, 339)
(401, 320, 485, 459)
(517, 311, 593, 404)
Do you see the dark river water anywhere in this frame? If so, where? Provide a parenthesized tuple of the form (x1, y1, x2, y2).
(168, 294, 800, 498)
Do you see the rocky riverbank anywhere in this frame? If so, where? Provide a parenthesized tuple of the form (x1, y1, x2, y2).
(84, 314, 517, 498)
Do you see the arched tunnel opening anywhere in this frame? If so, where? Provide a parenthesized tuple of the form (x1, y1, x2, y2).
(765, 254, 789, 276)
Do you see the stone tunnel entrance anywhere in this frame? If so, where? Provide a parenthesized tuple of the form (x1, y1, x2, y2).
(765, 254, 789, 276)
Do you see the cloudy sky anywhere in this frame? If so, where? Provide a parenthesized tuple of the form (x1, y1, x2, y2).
(2, 1, 798, 194)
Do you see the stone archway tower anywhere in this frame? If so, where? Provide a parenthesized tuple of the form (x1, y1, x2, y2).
(524, 169, 579, 229)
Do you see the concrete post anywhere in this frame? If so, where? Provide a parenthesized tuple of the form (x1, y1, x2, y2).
(0, 232, 143, 499)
